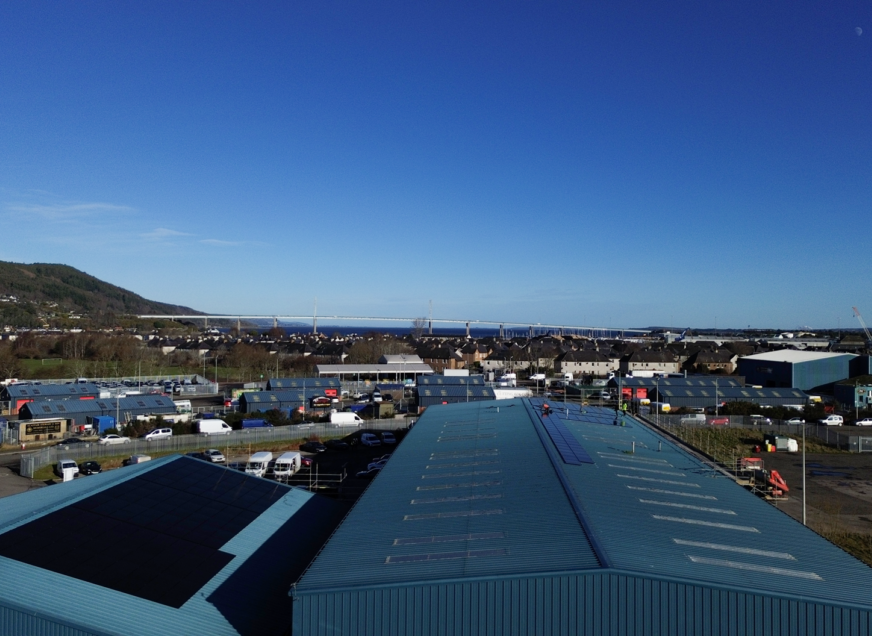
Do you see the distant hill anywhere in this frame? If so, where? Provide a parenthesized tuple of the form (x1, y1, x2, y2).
(0, 260, 201, 327)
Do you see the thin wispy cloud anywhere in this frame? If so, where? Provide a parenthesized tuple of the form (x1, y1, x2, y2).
(4, 201, 132, 220)
(141, 228, 192, 240)
(200, 238, 241, 247)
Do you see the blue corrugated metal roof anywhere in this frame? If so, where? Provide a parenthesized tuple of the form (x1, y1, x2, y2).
(2, 382, 100, 399)
(615, 377, 743, 388)
(296, 399, 599, 591)
(240, 390, 326, 409)
(20, 395, 177, 420)
(296, 398, 872, 611)
(416, 386, 495, 398)
(0, 455, 333, 636)
(417, 376, 485, 386)
(658, 386, 807, 400)
(266, 377, 340, 390)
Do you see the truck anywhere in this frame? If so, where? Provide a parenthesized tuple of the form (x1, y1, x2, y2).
(198, 419, 233, 435)
(241, 419, 273, 429)
(245, 451, 273, 478)
(497, 373, 517, 387)
(330, 412, 364, 427)
(273, 452, 302, 479)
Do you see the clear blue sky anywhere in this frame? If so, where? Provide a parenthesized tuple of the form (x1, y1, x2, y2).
(1, 1, 869, 331)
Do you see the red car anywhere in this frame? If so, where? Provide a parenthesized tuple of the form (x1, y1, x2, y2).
(708, 416, 730, 426)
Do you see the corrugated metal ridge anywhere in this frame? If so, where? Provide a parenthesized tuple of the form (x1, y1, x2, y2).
(522, 399, 608, 568)
(289, 565, 872, 616)
(0, 595, 117, 636)
(289, 480, 382, 595)
(292, 565, 608, 595)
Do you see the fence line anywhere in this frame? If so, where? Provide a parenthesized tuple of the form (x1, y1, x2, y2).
(19, 417, 416, 478)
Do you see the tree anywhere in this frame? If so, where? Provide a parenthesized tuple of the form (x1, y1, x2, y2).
(411, 317, 427, 339)
(0, 344, 22, 379)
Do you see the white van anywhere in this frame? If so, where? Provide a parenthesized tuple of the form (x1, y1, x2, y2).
(679, 414, 707, 424)
(245, 451, 273, 478)
(142, 428, 172, 441)
(273, 452, 302, 479)
(330, 412, 364, 427)
(819, 415, 844, 426)
(198, 419, 233, 435)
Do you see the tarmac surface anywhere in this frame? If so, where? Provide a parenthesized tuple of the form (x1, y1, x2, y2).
(752, 450, 872, 534)
(0, 465, 46, 498)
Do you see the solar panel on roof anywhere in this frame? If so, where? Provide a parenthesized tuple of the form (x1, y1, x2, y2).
(541, 414, 594, 465)
(0, 457, 290, 608)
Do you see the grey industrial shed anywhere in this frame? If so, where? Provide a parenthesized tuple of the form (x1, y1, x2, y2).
(266, 377, 341, 391)
(291, 398, 872, 635)
(17, 395, 177, 426)
(417, 375, 485, 386)
(738, 351, 856, 390)
(1, 382, 102, 413)
(415, 385, 496, 408)
(652, 386, 809, 409)
(239, 389, 329, 414)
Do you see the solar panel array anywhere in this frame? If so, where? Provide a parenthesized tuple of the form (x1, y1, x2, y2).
(0, 457, 291, 608)
(527, 400, 596, 465)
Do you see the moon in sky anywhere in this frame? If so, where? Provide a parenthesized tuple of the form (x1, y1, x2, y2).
(857, 27, 864, 36)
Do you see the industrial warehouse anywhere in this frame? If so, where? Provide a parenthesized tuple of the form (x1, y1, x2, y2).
(3, 398, 872, 635)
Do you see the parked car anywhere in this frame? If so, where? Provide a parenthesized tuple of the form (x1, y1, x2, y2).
(360, 433, 381, 447)
(78, 460, 102, 475)
(356, 465, 382, 479)
(300, 441, 326, 453)
(707, 416, 730, 426)
(202, 449, 226, 462)
(380, 431, 397, 445)
(54, 459, 79, 477)
(98, 434, 131, 445)
(856, 418, 872, 427)
(819, 415, 844, 426)
(125, 454, 152, 466)
(750, 415, 772, 425)
(55, 438, 85, 446)
(300, 456, 313, 468)
(142, 427, 173, 441)
(324, 439, 350, 451)
(367, 455, 392, 471)
(786, 417, 805, 425)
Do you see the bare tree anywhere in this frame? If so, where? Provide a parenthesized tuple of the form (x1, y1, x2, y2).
(411, 317, 427, 339)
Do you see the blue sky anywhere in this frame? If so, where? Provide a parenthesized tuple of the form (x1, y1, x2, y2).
(1, 1, 869, 331)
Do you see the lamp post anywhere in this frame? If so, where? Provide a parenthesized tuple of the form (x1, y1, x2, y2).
(655, 377, 659, 427)
(715, 377, 719, 417)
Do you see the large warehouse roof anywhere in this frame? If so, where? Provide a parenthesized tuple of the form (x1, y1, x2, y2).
(294, 398, 872, 624)
(742, 351, 856, 363)
(19, 394, 177, 421)
(266, 377, 340, 391)
(614, 377, 743, 388)
(316, 363, 434, 375)
(1, 382, 101, 399)
(0, 455, 345, 636)
(656, 386, 808, 402)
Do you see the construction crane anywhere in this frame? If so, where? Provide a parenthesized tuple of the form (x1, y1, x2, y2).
(852, 306, 872, 347)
